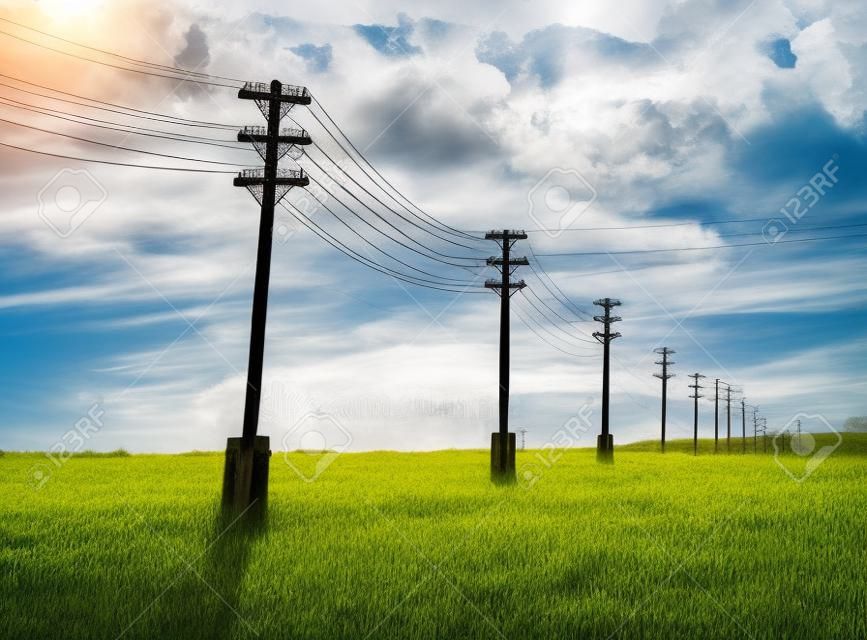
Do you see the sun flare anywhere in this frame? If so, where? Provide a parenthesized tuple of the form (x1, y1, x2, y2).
(38, 0, 104, 19)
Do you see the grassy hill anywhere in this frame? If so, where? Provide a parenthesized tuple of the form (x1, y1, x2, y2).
(2, 433, 865, 639)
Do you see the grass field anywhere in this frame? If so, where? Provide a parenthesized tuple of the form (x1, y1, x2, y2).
(2, 433, 865, 639)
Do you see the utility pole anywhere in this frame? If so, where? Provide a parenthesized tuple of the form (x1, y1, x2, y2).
(795, 418, 802, 450)
(725, 384, 732, 453)
(714, 378, 720, 453)
(518, 428, 527, 451)
(752, 406, 759, 453)
(484, 230, 527, 483)
(741, 397, 747, 454)
(653, 347, 675, 453)
(222, 80, 311, 514)
(689, 373, 705, 456)
(593, 298, 622, 463)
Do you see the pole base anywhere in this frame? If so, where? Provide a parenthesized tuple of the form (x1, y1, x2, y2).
(596, 433, 614, 464)
(222, 436, 271, 516)
(490, 432, 516, 484)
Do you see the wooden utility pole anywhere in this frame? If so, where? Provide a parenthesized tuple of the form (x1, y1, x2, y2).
(714, 378, 720, 453)
(653, 347, 675, 453)
(485, 230, 527, 483)
(593, 298, 622, 463)
(223, 80, 311, 514)
(689, 373, 705, 456)
(741, 398, 747, 454)
(725, 384, 732, 453)
(752, 406, 759, 453)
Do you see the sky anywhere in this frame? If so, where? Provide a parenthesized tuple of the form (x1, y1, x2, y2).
(0, 0, 865, 453)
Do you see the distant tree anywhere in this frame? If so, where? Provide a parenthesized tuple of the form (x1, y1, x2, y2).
(843, 416, 867, 432)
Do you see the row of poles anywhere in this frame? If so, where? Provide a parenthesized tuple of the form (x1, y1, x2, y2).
(219, 80, 776, 514)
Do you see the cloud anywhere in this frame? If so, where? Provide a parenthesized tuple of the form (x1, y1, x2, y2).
(476, 24, 654, 88)
(3, 0, 867, 452)
(174, 23, 210, 69)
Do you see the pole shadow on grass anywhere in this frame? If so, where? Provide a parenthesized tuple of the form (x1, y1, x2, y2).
(151, 506, 266, 640)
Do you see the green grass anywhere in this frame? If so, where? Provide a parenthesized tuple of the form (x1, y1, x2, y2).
(2, 434, 866, 639)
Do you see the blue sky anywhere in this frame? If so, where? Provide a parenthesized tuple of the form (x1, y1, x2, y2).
(0, 0, 865, 452)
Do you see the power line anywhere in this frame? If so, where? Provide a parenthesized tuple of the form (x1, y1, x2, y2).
(715, 221, 867, 239)
(518, 215, 833, 233)
(0, 29, 241, 89)
(522, 287, 598, 345)
(0, 139, 238, 172)
(301, 151, 486, 261)
(512, 303, 600, 358)
(0, 73, 238, 129)
(536, 232, 867, 257)
(297, 186, 480, 285)
(306, 97, 482, 242)
(302, 142, 486, 251)
(281, 201, 487, 294)
(0, 16, 246, 84)
(0, 95, 249, 150)
(304, 171, 486, 268)
(517, 291, 599, 352)
(0, 115, 255, 167)
(525, 239, 594, 321)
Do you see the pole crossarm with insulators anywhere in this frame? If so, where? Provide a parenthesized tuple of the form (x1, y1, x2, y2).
(653, 347, 675, 453)
(484, 230, 527, 483)
(222, 79, 312, 515)
(593, 297, 621, 463)
(689, 373, 705, 456)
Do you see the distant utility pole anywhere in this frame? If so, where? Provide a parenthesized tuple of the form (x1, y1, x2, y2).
(689, 373, 705, 456)
(795, 418, 802, 449)
(485, 230, 528, 483)
(653, 347, 676, 453)
(741, 397, 747, 454)
(752, 406, 759, 453)
(725, 384, 733, 453)
(518, 428, 528, 451)
(714, 378, 720, 453)
(223, 80, 311, 515)
(593, 298, 622, 463)
(759, 418, 768, 453)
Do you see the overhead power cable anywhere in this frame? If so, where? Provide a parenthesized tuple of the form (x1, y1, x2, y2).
(512, 301, 600, 358)
(522, 285, 597, 345)
(0, 29, 241, 89)
(306, 97, 483, 242)
(526, 239, 594, 321)
(535, 232, 867, 256)
(0, 16, 247, 84)
(281, 201, 487, 294)
(0, 96, 252, 151)
(298, 186, 480, 285)
(303, 169, 486, 268)
(0, 73, 238, 129)
(303, 142, 486, 252)
(0, 140, 238, 172)
(0, 115, 255, 167)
